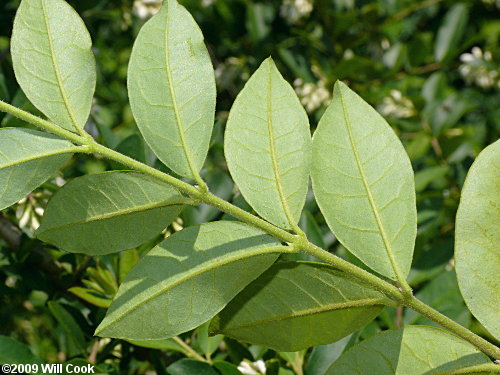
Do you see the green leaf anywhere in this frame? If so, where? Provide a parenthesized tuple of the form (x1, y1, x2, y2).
(125, 338, 188, 354)
(224, 58, 311, 230)
(128, 0, 216, 179)
(197, 322, 224, 357)
(210, 261, 388, 352)
(36, 171, 184, 255)
(212, 361, 243, 375)
(404, 270, 470, 328)
(68, 287, 111, 308)
(414, 165, 450, 192)
(118, 249, 140, 283)
(311, 81, 416, 280)
(434, 3, 468, 62)
(48, 301, 87, 355)
(326, 326, 490, 375)
(95, 221, 282, 340)
(304, 335, 353, 375)
(11, 0, 96, 132)
(0, 336, 43, 365)
(167, 359, 219, 375)
(0, 128, 74, 210)
(455, 140, 500, 340)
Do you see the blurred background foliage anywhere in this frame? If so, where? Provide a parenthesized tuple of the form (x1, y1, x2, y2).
(0, 0, 499, 374)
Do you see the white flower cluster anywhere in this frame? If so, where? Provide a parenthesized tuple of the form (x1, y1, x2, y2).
(16, 194, 46, 233)
(293, 66, 331, 113)
(379, 90, 416, 118)
(133, 0, 162, 20)
(237, 360, 266, 375)
(202, 0, 216, 7)
(15, 177, 65, 234)
(459, 47, 499, 90)
(294, 78, 330, 112)
(280, 0, 313, 24)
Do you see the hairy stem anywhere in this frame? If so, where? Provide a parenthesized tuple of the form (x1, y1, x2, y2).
(434, 363, 500, 374)
(404, 297, 500, 359)
(1, 100, 499, 359)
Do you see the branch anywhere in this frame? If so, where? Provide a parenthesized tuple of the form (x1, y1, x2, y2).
(1, 100, 499, 360)
(0, 214, 21, 248)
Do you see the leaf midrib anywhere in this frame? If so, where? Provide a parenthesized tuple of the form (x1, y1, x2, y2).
(41, 0, 81, 133)
(38, 197, 185, 235)
(95, 245, 285, 335)
(0, 147, 75, 170)
(266, 62, 297, 229)
(338, 86, 403, 281)
(164, 4, 199, 179)
(221, 297, 387, 332)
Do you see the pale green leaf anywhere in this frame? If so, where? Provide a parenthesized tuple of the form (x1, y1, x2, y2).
(326, 326, 490, 375)
(68, 287, 111, 308)
(128, 0, 216, 179)
(434, 4, 468, 62)
(455, 140, 500, 340)
(0, 128, 74, 210)
(224, 58, 311, 229)
(37, 171, 184, 255)
(210, 261, 388, 352)
(95, 221, 282, 340)
(311, 81, 416, 280)
(11, 0, 96, 132)
(197, 322, 224, 357)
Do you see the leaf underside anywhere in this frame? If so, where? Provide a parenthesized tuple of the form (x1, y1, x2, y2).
(95, 221, 282, 340)
(455, 140, 500, 340)
(326, 326, 490, 375)
(36, 171, 183, 255)
(311, 81, 417, 280)
(224, 58, 312, 229)
(128, 0, 216, 178)
(0, 128, 74, 210)
(211, 261, 386, 352)
(11, 0, 96, 132)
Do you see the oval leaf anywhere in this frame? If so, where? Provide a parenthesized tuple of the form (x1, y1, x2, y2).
(36, 171, 184, 255)
(455, 140, 500, 340)
(95, 221, 282, 340)
(210, 261, 388, 352)
(311, 81, 416, 280)
(0, 128, 74, 210)
(11, 0, 96, 132)
(128, 0, 216, 179)
(326, 326, 490, 375)
(225, 58, 311, 229)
